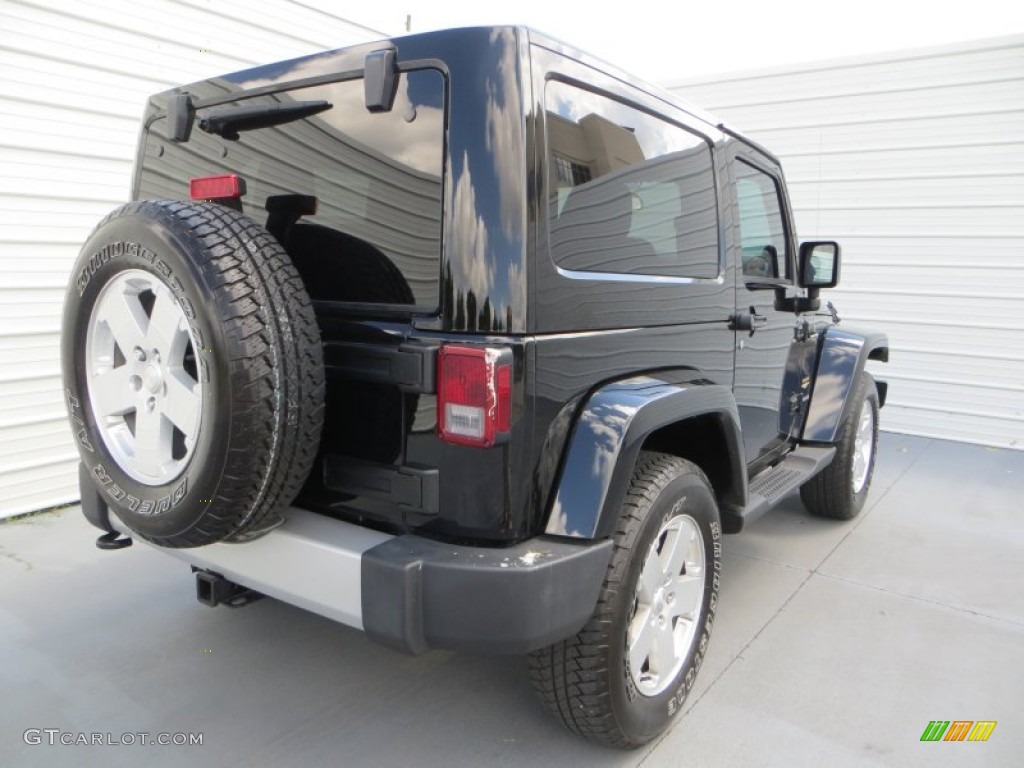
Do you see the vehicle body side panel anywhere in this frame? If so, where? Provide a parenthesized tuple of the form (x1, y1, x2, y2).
(524, 42, 743, 541)
(528, 323, 736, 536)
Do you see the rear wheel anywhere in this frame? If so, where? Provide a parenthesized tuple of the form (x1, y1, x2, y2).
(62, 200, 324, 547)
(529, 452, 721, 748)
(800, 373, 879, 520)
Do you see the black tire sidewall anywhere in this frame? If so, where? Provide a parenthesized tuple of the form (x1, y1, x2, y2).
(62, 204, 232, 541)
(608, 466, 721, 744)
(847, 376, 880, 513)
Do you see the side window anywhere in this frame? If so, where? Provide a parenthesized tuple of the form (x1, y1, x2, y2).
(546, 80, 719, 279)
(734, 159, 790, 280)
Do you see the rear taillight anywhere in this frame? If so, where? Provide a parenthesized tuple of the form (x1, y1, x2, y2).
(189, 174, 245, 201)
(437, 346, 512, 447)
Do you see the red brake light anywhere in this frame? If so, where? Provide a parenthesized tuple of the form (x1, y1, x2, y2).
(189, 174, 244, 201)
(437, 346, 512, 447)
(495, 364, 511, 433)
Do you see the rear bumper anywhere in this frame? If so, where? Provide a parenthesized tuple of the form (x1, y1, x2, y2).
(107, 507, 612, 655)
(361, 530, 613, 654)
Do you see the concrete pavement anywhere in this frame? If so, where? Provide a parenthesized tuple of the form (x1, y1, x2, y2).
(1, 433, 1021, 767)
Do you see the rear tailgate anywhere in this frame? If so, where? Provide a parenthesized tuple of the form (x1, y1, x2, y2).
(133, 30, 534, 544)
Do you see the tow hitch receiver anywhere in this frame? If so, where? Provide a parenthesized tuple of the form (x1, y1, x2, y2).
(194, 569, 263, 608)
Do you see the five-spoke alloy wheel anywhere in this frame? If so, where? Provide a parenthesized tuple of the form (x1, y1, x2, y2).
(628, 513, 706, 697)
(86, 269, 203, 486)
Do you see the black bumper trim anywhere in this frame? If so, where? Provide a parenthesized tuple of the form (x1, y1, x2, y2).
(361, 534, 614, 655)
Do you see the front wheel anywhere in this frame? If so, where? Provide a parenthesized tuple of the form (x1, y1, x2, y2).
(529, 452, 721, 748)
(800, 373, 880, 520)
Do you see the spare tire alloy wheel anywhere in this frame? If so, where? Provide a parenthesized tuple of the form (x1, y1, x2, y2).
(63, 200, 325, 548)
(86, 269, 202, 486)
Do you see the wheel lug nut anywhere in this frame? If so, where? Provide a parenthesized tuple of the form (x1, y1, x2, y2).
(133, 347, 146, 362)
(146, 397, 156, 412)
(129, 375, 142, 392)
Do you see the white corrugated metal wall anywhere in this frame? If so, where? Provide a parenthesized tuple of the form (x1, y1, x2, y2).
(0, 0, 384, 518)
(669, 35, 1024, 450)
(4, 19, 1022, 518)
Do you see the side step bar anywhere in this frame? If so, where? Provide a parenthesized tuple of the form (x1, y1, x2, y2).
(722, 445, 836, 533)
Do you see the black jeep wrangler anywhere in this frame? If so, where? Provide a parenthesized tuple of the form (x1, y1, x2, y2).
(63, 26, 888, 747)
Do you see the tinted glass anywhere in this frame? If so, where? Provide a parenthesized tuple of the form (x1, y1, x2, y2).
(735, 160, 789, 280)
(139, 70, 446, 309)
(805, 244, 837, 285)
(545, 80, 719, 279)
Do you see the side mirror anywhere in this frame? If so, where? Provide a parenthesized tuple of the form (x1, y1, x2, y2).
(799, 241, 841, 289)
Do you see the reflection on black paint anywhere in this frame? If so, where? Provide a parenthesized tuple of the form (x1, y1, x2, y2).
(545, 375, 740, 539)
(548, 384, 644, 537)
(221, 48, 366, 90)
(442, 28, 528, 332)
(803, 329, 865, 442)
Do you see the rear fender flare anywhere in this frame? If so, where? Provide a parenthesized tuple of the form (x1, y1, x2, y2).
(544, 373, 744, 540)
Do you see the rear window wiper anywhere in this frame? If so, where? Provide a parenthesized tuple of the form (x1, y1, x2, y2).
(198, 100, 332, 140)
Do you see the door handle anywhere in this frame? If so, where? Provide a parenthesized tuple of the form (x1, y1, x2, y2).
(729, 306, 768, 336)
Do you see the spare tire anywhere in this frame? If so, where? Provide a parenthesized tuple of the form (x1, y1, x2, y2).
(62, 200, 324, 548)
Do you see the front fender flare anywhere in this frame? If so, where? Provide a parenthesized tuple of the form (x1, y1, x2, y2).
(544, 373, 744, 540)
(803, 326, 889, 444)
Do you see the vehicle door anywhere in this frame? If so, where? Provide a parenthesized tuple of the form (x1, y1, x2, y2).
(728, 149, 801, 465)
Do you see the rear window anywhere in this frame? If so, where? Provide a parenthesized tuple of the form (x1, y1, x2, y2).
(138, 69, 446, 311)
